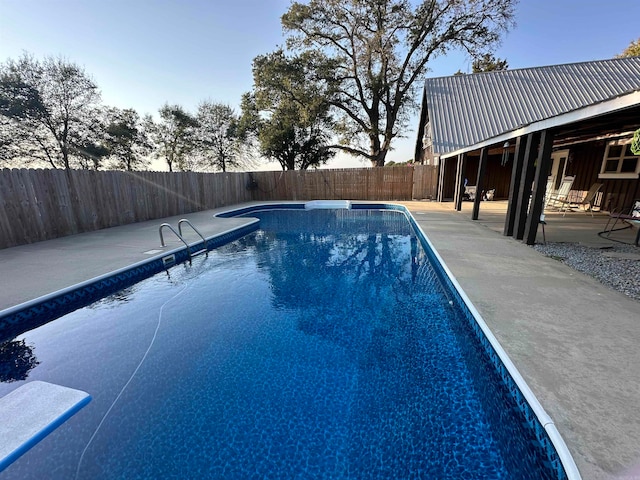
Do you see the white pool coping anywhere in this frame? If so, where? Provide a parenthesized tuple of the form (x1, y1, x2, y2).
(404, 205, 582, 480)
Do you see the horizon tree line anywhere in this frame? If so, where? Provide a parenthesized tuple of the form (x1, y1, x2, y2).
(5, 2, 633, 172)
(0, 53, 252, 173)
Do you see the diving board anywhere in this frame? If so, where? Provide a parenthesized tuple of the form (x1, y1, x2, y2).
(305, 200, 351, 209)
(0, 381, 91, 472)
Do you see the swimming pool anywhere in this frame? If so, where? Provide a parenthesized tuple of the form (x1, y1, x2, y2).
(0, 204, 578, 478)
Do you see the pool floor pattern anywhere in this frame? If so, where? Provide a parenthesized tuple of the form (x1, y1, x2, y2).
(0, 210, 556, 479)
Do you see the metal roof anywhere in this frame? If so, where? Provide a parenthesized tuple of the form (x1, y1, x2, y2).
(424, 57, 640, 155)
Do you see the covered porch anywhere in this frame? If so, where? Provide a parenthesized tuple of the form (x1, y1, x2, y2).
(447, 199, 640, 246)
(437, 91, 640, 245)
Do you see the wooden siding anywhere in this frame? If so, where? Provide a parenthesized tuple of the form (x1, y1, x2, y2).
(463, 153, 512, 199)
(0, 166, 438, 250)
(441, 153, 512, 201)
(437, 141, 640, 210)
(565, 142, 640, 212)
(441, 158, 457, 200)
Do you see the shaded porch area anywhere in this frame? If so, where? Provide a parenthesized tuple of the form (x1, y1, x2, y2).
(436, 94, 640, 246)
(453, 199, 640, 246)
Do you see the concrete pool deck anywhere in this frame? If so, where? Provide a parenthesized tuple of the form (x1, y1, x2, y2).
(1, 200, 639, 479)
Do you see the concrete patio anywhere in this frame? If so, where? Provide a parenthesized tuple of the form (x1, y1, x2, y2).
(1, 200, 639, 479)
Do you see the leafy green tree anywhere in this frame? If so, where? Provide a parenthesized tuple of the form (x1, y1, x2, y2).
(257, 108, 335, 170)
(617, 38, 640, 58)
(618, 38, 640, 155)
(631, 128, 640, 155)
(280, 0, 516, 166)
(0, 53, 103, 169)
(243, 50, 335, 170)
(195, 101, 248, 172)
(104, 108, 151, 171)
(145, 104, 198, 172)
(472, 54, 508, 72)
(385, 159, 413, 166)
(70, 109, 111, 170)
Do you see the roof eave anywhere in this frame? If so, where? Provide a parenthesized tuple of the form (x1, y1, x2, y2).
(438, 89, 640, 160)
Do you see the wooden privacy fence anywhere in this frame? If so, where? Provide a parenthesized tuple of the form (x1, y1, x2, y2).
(248, 165, 437, 201)
(0, 169, 252, 249)
(411, 165, 439, 200)
(0, 165, 438, 249)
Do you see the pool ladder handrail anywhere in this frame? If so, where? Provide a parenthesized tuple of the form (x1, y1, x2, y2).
(177, 219, 208, 257)
(158, 220, 208, 259)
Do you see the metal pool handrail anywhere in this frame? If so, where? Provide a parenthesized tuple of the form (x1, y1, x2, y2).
(159, 223, 190, 251)
(178, 219, 207, 246)
(159, 221, 209, 260)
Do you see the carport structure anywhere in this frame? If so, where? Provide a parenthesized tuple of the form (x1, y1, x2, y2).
(415, 57, 640, 245)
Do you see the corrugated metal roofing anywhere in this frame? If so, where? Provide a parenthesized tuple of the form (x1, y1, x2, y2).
(424, 57, 640, 154)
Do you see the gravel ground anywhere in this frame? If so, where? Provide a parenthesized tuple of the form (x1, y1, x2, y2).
(533, 242, 640, 301)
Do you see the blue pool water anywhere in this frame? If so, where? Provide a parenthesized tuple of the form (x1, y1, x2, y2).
(0, 208, 562, 479)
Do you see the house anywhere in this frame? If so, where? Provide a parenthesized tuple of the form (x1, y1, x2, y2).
(414, 57, 640, 244)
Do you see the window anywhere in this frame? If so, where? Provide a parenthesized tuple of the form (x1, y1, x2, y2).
(422, 121, 433, 150)
(599, 139, 640, 179)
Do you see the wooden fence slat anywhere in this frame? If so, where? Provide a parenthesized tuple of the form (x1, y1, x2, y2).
(0, 166, 438, 249)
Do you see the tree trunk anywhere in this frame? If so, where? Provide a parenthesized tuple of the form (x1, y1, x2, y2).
(370, 149, 387, 167)
(369, 133, 387, 167)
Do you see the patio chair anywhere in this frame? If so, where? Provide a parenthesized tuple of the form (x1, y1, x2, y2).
(602, 199, 640, 246)
(545, 175, 576, 211)
(463, 185, 477, 201)
(557, 182, 603, 217)
(543, 176, 555, 206)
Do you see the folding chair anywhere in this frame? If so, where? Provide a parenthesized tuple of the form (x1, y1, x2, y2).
(545, 175, 575, 211)
(603, 199, 640, 246)
(558, 182, 603, 217)
(543, 176, 555, 206)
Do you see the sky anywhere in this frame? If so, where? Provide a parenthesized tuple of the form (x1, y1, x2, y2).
(1, 0, 640, 171)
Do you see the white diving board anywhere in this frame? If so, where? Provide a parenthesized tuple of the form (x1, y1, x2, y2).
(0, 381, 91, 472)
(304, 200, 351, 209)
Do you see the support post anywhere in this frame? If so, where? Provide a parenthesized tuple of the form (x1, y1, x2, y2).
(514, 133, 540, 240)
(472, 147, 488, 220)
(504, 136, 525, 236)
(436, 157, 445, 202)
(454, 153, 466, 211)
(524, 130, 555, 245)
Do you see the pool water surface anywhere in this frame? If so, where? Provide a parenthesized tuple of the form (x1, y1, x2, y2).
(0, 208, 561, 479)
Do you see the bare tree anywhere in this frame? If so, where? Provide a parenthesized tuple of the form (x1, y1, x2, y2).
(0, 53, 103, 169)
